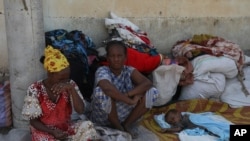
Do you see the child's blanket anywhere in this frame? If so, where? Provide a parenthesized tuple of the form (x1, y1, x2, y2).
(181, 112, 232, 141)
(140, 99, 250, 141)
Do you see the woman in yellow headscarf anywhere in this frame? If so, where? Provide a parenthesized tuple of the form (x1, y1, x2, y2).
(21, 46, 100, 141)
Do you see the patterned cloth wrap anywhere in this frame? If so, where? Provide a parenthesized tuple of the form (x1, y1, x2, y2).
(90, 65, 159, 125)
(22, 80, 100, 141)
(44, 45, 69, 72)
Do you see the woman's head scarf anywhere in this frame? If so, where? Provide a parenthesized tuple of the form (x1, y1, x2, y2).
(44, 45, 69, 72)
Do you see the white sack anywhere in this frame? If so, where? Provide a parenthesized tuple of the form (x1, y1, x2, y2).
(220, 66, 250, 108)
(179, 73, 226, 100)
(152, 65, 185, 106)
(244, 55, 250, 65)
(192, 55, 238, 79)
(179, 54, 238, 100)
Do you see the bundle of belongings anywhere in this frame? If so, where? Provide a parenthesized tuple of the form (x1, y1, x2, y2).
(45, 29, 99, 101)
(97, 12, 195, 107)
(104, 12, 158, 56)
(0, 76, 11, 128)
(171, 34, 250, 108)
(97, 12, 194, 107)
(101, 12, 163, 75)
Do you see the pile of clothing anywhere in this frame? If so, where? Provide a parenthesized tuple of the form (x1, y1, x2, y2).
(171, 34, 250, 107)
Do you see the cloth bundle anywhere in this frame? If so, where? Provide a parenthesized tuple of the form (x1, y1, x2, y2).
(0, 80, 12, 127)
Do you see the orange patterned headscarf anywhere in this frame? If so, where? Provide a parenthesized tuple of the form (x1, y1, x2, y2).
(44, 45, 69, 72)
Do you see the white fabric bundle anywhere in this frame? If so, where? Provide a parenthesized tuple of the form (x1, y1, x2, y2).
(179, 73, 226, 100)
(105, 12, 139, 32)
(180, 55, 238, 100)
(192, 54, 238, 79)
(152, 65, 185, 106)
(220, 65, 250, 108)
(105, 12, 148, 46)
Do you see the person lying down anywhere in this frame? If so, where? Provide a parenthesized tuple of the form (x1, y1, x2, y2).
(154, 109, 233, 141)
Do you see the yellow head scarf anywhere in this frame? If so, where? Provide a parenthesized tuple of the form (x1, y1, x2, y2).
(44, 45, 69, 72)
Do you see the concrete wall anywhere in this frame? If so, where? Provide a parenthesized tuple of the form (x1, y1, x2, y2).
(43, 0, 250, 55)
(4, 0, 45, 128)
(1, 0, 250, 72)
(0, 0, 8, 74)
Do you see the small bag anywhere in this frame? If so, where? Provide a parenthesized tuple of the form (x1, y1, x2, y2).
(152, 65, 185, 106)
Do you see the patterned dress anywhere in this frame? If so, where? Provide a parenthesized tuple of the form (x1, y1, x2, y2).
(90, 65, 159, 125)
(22, 80, 99, 141)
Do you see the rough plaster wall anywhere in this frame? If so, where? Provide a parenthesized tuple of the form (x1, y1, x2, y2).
(1, 0, 250, 71)
(0, 0, 8, 73)
(43, 0, 250, 55)
(43, 0, 250, 18)
(44, 17, 250, 55)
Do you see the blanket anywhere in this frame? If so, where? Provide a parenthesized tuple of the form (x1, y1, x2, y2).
(184, 112, 232, 140)
(140, 99, 250, 141)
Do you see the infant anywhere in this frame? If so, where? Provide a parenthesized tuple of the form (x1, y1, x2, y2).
(161, 109, 205, 133)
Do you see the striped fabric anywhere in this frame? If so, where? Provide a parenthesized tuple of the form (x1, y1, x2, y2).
(141, 99, 250, 141)
(90, 66, 159, 125)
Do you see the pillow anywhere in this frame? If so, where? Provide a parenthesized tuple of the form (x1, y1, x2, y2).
(153, 113, 170, 129)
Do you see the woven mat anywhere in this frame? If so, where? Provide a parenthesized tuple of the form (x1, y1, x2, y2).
(140, 99, 250, 141)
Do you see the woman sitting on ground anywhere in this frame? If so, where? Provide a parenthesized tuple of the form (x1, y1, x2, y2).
(89, 40, 159, 138)
(22, 46, 100, 141)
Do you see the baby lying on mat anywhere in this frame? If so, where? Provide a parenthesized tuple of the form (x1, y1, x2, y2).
(154, 109, 233, 141)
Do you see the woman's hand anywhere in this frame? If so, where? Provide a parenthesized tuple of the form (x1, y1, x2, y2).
(30, 118, 69, 140)
(130, 95, 142, 105)
(51, 128, 68, 140)
(125, 92, 143, 105)
(51, 80, 85, 114)
(51, 81, 73, 95)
